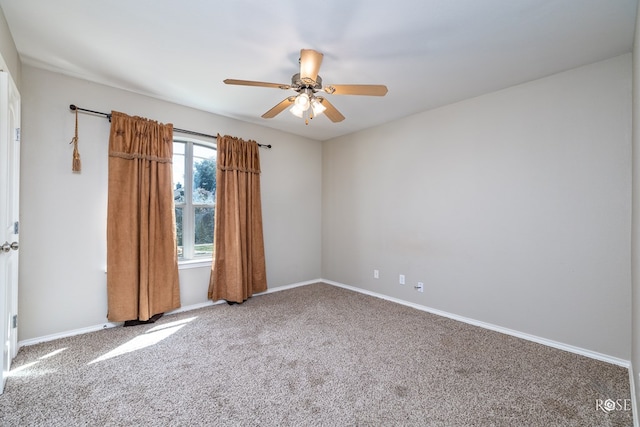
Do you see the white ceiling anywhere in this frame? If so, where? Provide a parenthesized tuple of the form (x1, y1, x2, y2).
(1, 0, 637, 141)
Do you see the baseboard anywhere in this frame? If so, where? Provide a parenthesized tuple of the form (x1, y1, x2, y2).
(166, 299, 220, 314)
(166, 279, 319, 314)
(18, 322, 122, 347)
(19, 277, 628, 369)
(17, 278, 320, 349)
(630, 362, 639, 427)
(322, 279, 631, 368)
(257, 278, 322, 295)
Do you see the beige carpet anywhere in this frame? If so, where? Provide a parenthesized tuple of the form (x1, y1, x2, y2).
(0, 283, 633, 426)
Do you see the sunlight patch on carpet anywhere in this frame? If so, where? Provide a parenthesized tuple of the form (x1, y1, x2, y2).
(88, 317, 197, 365)
(8, 348, 68, 377)
(38, 348, 67, 359)
(8, 361, 39, 376)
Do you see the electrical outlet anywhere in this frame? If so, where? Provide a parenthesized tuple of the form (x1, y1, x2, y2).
(399, 274, 405, 285)
(374, 269, 379, 279)
(415, 282, 424, 293)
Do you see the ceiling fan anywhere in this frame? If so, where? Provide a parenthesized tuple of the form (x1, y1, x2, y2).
(224, 49, 388, 125)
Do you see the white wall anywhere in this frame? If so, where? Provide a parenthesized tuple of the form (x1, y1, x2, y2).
(322, 54, 632, 360)
(19, 65, 322, 341)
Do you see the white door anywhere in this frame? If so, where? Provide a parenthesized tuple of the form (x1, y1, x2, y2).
(0, 71, 20, 395)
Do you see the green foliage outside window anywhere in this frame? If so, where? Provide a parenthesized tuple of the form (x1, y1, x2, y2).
(173, 141, 216, 259)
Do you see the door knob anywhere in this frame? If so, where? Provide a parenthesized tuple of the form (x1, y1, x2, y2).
(1, 241, 18, 252)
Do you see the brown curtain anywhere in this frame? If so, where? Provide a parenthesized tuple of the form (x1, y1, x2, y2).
(208, 134, 267, 303)
(106, 111, 180, 322)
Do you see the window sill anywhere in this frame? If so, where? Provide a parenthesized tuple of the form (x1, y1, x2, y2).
(178, 258, 212, 270)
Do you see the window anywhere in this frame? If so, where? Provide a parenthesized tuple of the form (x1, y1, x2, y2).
(173, 139, 216, 260)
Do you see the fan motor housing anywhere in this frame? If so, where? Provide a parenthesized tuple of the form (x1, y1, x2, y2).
(291, 73, 322, 91)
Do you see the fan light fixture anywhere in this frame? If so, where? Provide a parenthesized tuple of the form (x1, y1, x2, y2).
(294, 92, 310, 110)
(290, 92, 324, 125)
(290, 103, 305, 118)
(311, 97, 326, 115)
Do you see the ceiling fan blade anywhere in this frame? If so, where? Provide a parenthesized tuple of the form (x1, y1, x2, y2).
(317, 97, 345, 122)
(299, 49, 324, 85)
(224, 79, 291, 90)
(262, 97, 296, 118)
(324, 84, 388, 96)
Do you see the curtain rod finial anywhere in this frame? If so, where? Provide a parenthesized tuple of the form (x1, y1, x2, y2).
(70, 104, 77, 111)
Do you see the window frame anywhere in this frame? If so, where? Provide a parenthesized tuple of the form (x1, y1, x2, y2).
(173, 137, 216, 264)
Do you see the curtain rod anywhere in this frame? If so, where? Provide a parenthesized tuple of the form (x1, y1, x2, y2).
(69, 104, 272, 148)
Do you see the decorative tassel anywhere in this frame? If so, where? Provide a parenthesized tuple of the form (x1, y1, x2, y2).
(70, 108, 81, 172)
